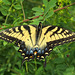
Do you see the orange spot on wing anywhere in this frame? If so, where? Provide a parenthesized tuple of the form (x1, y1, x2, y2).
(30, 56, 33, 58)
(37, 55, 40, 58)
(34, 51, 37, 55)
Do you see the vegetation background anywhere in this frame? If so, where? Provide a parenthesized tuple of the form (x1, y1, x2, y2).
(0, 0, 75, 75)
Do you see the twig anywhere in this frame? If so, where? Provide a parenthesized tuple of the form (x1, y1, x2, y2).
(22, 15, 43, 23)
(0, 28, 3, 30)
(23, 2, 75, 23)
(54, 2, 75, 12)
(21, 0, 25, 20)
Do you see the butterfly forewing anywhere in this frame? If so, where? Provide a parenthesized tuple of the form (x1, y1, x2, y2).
(41, 26, 75, 48)
(0, 25, 36, 48)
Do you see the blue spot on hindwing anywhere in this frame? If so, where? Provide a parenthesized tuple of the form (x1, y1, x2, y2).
(42, 50, 44, 54)
(26, 51, 29, 55)
(38, 50, 41, 54)
(45, 48, 48, 51)
(23, 48, 26, 52)
(30, 50, 33, 55)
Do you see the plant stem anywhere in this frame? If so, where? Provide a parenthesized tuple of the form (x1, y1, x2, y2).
(35, 58, 37, 71)
(21, 0, 25, 20)
(5, 4, 13, 24)
(26, 62, 28, 73)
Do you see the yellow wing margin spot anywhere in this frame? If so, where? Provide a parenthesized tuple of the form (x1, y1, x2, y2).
(22, 53, 25, 56)
(41, 56, 44, 58)
(19, 50, 22, 52)
(24, 57, 28, 59)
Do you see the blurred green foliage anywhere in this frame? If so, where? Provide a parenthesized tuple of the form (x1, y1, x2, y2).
(0, 0, 75, 75)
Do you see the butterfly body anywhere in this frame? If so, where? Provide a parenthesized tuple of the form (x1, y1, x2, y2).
(0, 22, 75, 62)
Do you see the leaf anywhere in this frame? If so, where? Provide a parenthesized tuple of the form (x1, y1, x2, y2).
(44, 9, 54, 20)
(0, 16, 3, 20)
(44, 0, 56, 16)
(30, 21, 40, 25)
(1, 5, 9, 10)
(63, 66, 75, 75)
(43, 0, 48, 7)
(34, 16, 43, 21)
(45, 64, 52, 70)
(13, 17, 21, 24)
(14, 46, 19, 51)
(3, 23, 10, 26)
(2, 0, 11, 5)
(32, 7, 43, 12)
(54, 58, 65, 64)
(48, 0, 57, 8)
(35, 66, 44, 75)
(1, 9, 8, 16)
(34, 12, 43, 16)
(56, 64, 67, 70)
(3, 41, 8, 46)
(14, 4, 22, 10)
(66, 66, 74, 72)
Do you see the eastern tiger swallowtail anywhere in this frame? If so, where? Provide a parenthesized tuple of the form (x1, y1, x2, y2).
(0, 22, 75, 64)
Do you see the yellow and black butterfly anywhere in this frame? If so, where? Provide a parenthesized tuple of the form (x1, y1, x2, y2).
(0, 22, 75, 64)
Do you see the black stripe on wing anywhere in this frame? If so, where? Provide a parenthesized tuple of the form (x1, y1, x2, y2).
(44, 26, 72, 37)
(44, 26, 55, 35)
(0, 32, 22, 46)
(47, 34, 75, 48)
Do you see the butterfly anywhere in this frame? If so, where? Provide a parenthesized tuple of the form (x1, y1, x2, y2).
(0, 22, 75, 65)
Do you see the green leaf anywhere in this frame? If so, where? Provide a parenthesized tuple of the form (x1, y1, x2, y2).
(44, 9, 54, 20)
(14, 4, 22, 10)
(34, 12, 43, 16)
(35, 66, 43, 75)
(44, 0, 56, 16)
(48, 0, 57, 8)
(63, 66, 75, 75)
(1, 9, 8, 16)
(13, 17, 21, 24)
(56, 64, 67, 70)
(30, 21, 40, 25)
(66, 66, 74, 72)
(34, 16, 43, 21)
(43, 0, 48, 7)
(32, 7, 43, 12)
(0, 16, 3, 20)
(2, 23, 10, 26)
(3, 41, 8, 46)
(2, 0, 11, 5)
(45, 64, 52, 70)
(54, 58, 64, 64)
(14, 46, 19, 51)
(1, 5, 9, 10)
